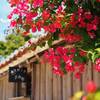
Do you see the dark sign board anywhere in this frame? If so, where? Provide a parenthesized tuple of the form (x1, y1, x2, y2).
(9, 67, 27, 82)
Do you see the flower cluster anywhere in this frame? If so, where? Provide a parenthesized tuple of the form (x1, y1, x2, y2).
(44, 47, 87, 79)
(59, 33, 82, 44)
(70, 7, 100, 39)
(7, 0, 66, 34)
(7, 0, 100, 78)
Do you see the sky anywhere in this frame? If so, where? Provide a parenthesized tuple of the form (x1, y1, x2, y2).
(0, 0, 11, 41)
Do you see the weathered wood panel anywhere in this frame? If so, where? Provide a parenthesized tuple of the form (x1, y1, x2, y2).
(0, 60, 100, 100)
(93, 63, 100, 88)
(34, 64, 41, 100)
(31, 60, 100, 100)
(40, 62, 46, 100)
(45, 63, 53, 100)
(0, 74, 14, 100)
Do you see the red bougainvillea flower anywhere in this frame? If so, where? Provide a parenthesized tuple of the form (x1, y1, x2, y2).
(95, 58, 100, 72)
(91, 16, 99, 25)
(65, 65, 74, 72)
(96, 0, 100, 2)
(42, 10, 50, 20)
(53, 68, 64, 76)
(8, 0, 20, 6)
(32, 24, 37, 32)
(78, 20, 86, 28)
(70, 48, 76, 53)
(86, 23, 97, 32)
(75, 72, 81, 79)
(74, 0, 79, 4)
(17, 2, 29, 11)
(7, 13, 13, 19)
(56, 6, 63, 14)
(23, 32, 29, 36)
(26, 12, 38, 20)
(59, 33, 82, 44)
(70, 9, 99, 40)
(84, 12, 92, 20)
(25, 12, 38, 24)
(10, 20, 17, 27)
(64, 33, 82, 44)
(86, 81, 97, 93)
(79, 50, 87, 56)
(12, 8, 20, 14)
(88, 32, 96, 39)
(54, 21, 62, 29)
(48, 24, 56, 33)
(74, 62, 85, 71)
(56, 47, 68, 56)
(44, 47, 86, 78)
(33, 0, 43, 8)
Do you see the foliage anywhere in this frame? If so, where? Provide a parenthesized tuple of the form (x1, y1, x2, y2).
(7, 0, 100, 78)
(0, 33, 26, 57)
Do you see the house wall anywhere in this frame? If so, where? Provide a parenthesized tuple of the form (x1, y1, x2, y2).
(0, 74, 15, 100)
(31, 60, 100, 100)
(0, 60, 100, 100)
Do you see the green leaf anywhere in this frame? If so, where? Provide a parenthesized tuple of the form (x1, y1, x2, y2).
(34, 60, 39, 64)
(95, 48, 100, 53)
(39, 42, 46, 48)
(23, 24, 31, 32)
(94, 91, 100, 100)
(47, 38, 53, 47)
(61, 62, 67, 74)
(53, 32, 59, 40)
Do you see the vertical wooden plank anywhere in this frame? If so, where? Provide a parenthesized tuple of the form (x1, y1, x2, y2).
(62, 75, 68, 100)
(6, 76, 8, 100)
(57, 76, 62, 100)
(40, 62, 46, 100)
(3, 78, 6, 100)
(34, 64, 41, 100)
(53, 74, 63, 100)
(63, 73, 72, 100)
(66, 73, 72, 99)
(82, 61, 93, 91)
(8, 83, 15, 98)
(53, 74, 58, 100)
(0, 80, 3, 100)
(6, 74, 15, 99)
(0, 81, 1, 100)
(63, 73, 73, 100)
(46, 63, 53, 100)
(93, 71, 100, 88)
(87, 61, 93, 80)
(0, 75, 15, 100)
(73, 74, 81, 94)
(31, 63, 36, 100)
(93, 63, 100, 88)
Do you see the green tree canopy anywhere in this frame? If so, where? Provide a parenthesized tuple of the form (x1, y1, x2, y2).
(0, 33, 26, 57)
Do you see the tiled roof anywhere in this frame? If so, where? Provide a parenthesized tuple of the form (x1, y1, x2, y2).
(0, 32, 49, 69)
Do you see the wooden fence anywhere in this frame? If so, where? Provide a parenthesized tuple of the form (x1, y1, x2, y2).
(31, 60, 100, 100)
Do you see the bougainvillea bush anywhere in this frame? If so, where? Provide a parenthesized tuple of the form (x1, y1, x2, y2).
(7, 0, 100, 78)
(72, 81, 100, 100)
